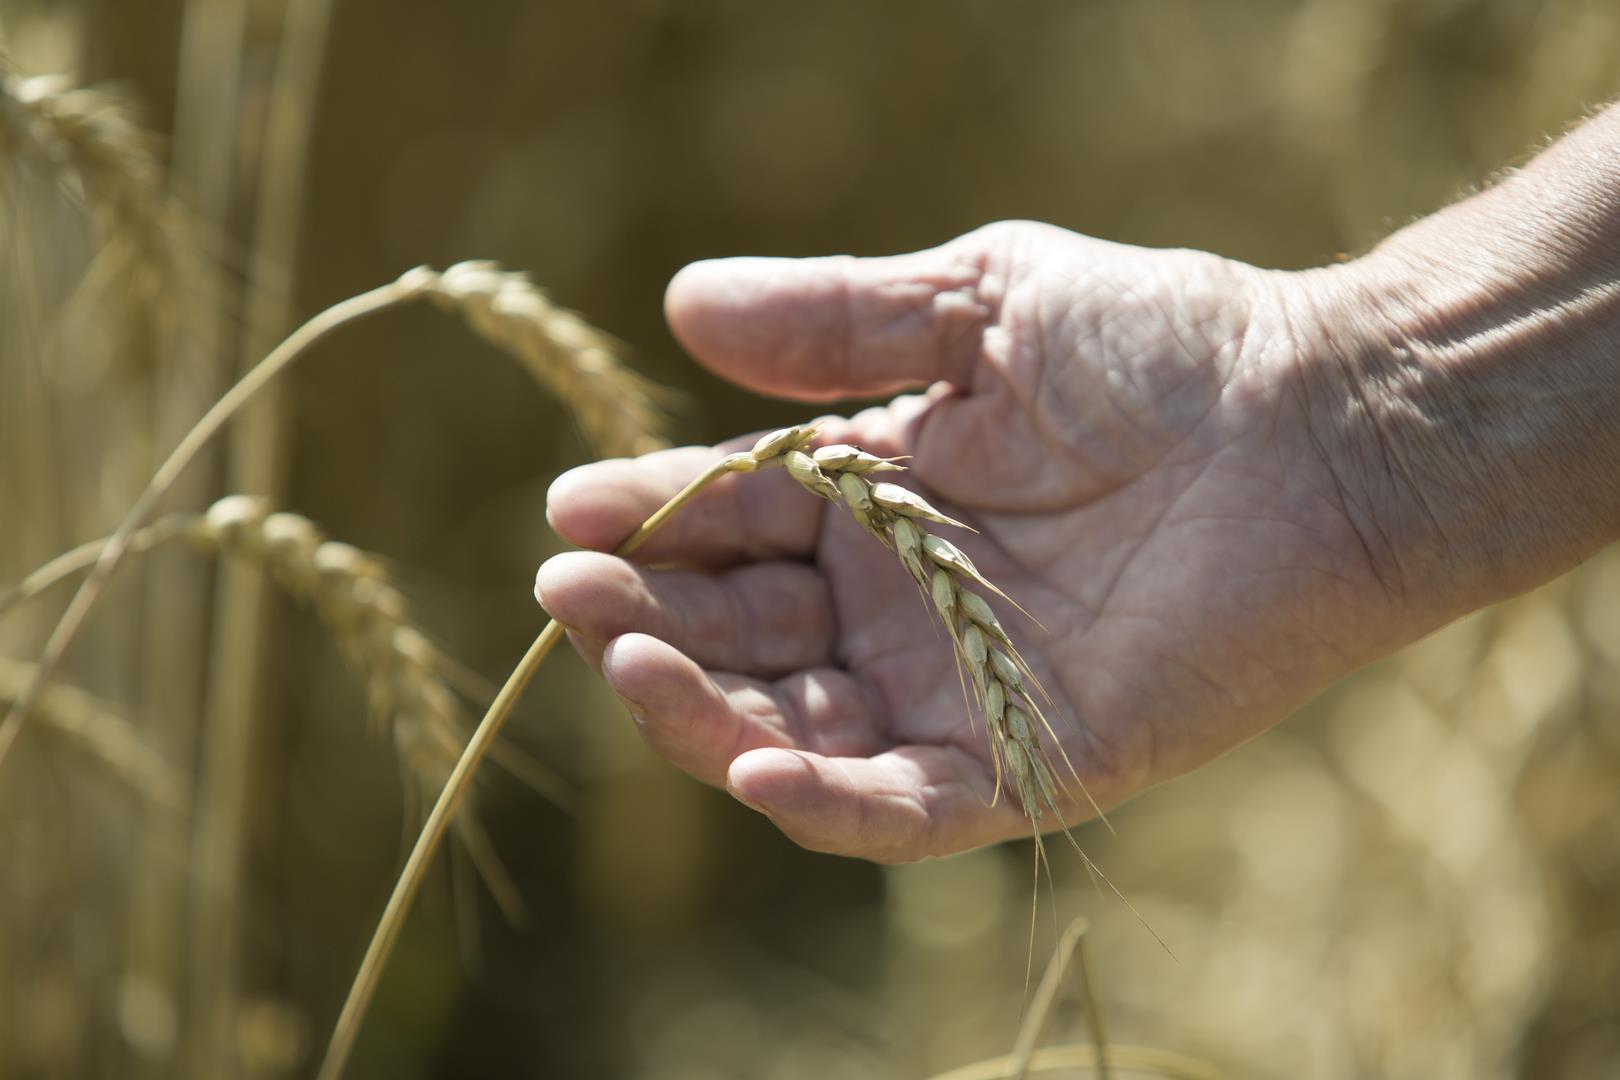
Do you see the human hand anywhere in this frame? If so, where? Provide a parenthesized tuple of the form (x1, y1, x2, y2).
(536, 156, 1620, 861)
(534, 220, 1396, 861)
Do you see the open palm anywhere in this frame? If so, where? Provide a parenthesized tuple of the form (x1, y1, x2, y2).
(537, 221, 1402, 862)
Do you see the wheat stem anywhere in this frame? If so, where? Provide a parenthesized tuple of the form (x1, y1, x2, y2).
(189, 8, 339, 1070)
(315, 447, 758, 1080)
(1009, 918, 1112, 1080)
(925, 1045, 1218, 1080)
(1074, 931, 1112, 1080)
(0, 277, 427, 774)
(0, 517, 189, 618)
(316, 620, 563, 1080)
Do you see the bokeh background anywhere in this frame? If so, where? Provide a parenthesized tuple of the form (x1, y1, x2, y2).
(4, 1, 1620, 1077)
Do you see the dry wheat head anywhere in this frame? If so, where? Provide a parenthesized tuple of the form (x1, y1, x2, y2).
(0, 70, 205, 345)
(398, 262, 671, 458)
(180, 495, 567, 918)
(731, 427, 1101, 833)
(0, 655, 187, 816)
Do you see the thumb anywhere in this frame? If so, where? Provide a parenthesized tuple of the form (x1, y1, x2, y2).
(664, 234, 997, 403)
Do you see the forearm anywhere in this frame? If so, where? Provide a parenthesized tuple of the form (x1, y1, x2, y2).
(1295, 102, 1620, 621)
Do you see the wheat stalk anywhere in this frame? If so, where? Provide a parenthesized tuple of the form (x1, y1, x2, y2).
(0, 656, 187, 818)
(927, 1045, 1219, 1080)
(927, 921, 1214, 1080)
(315, 438, 750, 1080)
(187, 5, 337, 1065)
(1005, 917, 1111, 1080)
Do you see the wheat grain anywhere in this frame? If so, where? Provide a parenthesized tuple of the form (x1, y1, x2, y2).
(401, 261, 671, 458)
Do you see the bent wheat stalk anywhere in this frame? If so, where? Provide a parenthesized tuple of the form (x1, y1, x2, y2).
(318, 425, 1124, 1077)
(0, 278, 417, 772)
(315, 445, 739, 1080)
(0, 265, 668, 772)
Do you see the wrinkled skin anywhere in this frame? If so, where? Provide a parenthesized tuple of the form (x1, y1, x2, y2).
(536, 220, 1410, 862)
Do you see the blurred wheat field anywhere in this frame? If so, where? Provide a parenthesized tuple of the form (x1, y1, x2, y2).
(3, 1, 1620, 1078)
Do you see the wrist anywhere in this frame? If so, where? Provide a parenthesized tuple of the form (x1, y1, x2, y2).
(1283, 202, 1620, 622)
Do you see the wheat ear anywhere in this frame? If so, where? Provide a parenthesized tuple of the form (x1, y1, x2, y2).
(185, 496, 574, 815)
(0, 70, 205, 343)
(781, 444, 1105, 827)
(0, 72, 164, 211)
(0, 265, 669, 771)
(776, 442, 1178, 962)
(403, 261, 672, 458)
(0, 497, 572, 818)
(0, 656, 187, 818)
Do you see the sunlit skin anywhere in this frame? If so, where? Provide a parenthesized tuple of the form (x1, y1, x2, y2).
(537, 105, 1620, 863)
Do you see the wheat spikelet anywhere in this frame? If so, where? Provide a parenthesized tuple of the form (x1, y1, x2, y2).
(0, 656, 186, 817)
(0, 69, 204, 348)
(399, 261, 670, 458)
(179, 496, 573, 824)
(0, 495, 569, 913)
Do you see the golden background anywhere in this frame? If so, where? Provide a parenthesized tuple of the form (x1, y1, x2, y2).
(3, 1, 1620, 1077)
